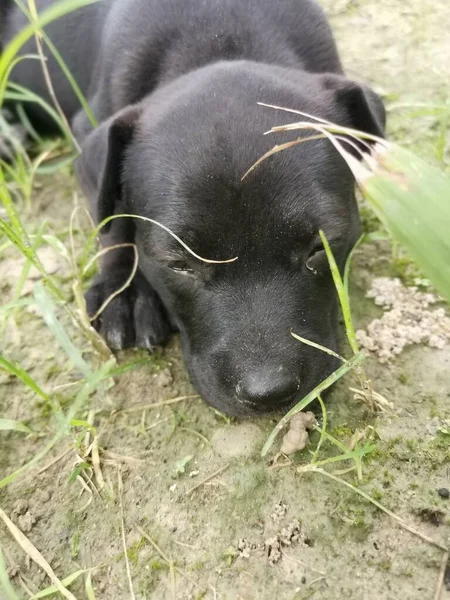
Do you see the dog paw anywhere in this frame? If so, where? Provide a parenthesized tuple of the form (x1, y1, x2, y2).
(85, 269, 171, 351)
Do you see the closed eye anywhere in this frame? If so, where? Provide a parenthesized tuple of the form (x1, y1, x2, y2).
(305, 246, 326, 275)
(168, 260, 194, 275)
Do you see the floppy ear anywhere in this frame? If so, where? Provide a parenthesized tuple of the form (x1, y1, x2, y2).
(74, 104, 142, 233)
(322, 74, 386, 139)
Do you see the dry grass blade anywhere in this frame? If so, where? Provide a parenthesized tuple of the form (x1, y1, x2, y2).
(241, 134, 325, 180)
(122, 395, 199, 413)
(117, 469, 136, 600)
(178, 426, 210, 445)
(135, 526, 178, 599)
(434, 546, 449, 600)
(291, 332, 345, 362)
(90, 438, 105, 491)
(101, 450, 148, 466)
(26, 0, 80, 152)
(37, 448, 72, 474)
(255, 107, 450, 302)
(0, 509, 77, 600)
(257, 101, 331, 124)
(349, 387, 393, 412)
(267, 118, 383, 146)
(136, 526, 172, 564)
(90, 213, 238, 265)
(186, 463, 230, 496)
(89, 244, 138, 322)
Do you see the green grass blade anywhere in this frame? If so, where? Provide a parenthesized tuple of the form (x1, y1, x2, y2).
(312, 424, 350, 455)
(0, 52, 40, 104)
(343, 233, 365, 299)
(261, 352, 364, 456)
(0, 0, 99, 98)
(0, 355, 50, 402)
(0, 166, 28, 234)
(0, 543, 21, 600)
(5, 84, 72, 142)
(34, 282, 93, 379)
(319, 230, 359, 356)
(0, 177, 63, 300)
(85, 571, 97, 600)
(40, 33, 97, 127)
(30, 569, 89, 599)
(0, 298, 34, 314)
(13, 0, 97, 128)
(13, 221, 47, 299)
(16, 100, 43, 143)
(0, 419, 32, 434)
(311, 394, 327, 464)
(303, 445, 376, 469)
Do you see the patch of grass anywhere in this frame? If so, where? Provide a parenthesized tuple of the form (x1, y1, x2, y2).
(127, 537, 146, 567)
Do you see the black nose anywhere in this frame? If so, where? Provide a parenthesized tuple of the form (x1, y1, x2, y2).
(237, 369, 300, 407)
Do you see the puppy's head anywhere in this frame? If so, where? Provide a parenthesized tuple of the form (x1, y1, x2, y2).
(77, 61, 385, 416)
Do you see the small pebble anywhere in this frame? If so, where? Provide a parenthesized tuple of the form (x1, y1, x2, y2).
(437, 488, 450, 499)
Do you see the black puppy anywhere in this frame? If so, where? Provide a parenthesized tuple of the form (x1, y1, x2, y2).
(3, 0, 385, 416)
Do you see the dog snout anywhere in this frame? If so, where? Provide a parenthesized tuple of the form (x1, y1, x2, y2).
(236, 368, 300, 408)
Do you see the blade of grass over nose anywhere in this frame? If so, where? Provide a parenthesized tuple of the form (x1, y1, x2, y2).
(290, 332, 345, 362)
(261, 352, 364, 457)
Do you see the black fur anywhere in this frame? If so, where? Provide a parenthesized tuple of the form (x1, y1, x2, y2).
(4, 0, 385, 415)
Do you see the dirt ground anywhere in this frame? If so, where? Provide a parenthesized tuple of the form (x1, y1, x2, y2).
(1, 1, 450, 598)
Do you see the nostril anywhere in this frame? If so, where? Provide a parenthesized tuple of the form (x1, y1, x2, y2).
(237, 371, 300, 406)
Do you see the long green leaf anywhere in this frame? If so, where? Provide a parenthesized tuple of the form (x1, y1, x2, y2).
(357, 144, 450, 302)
